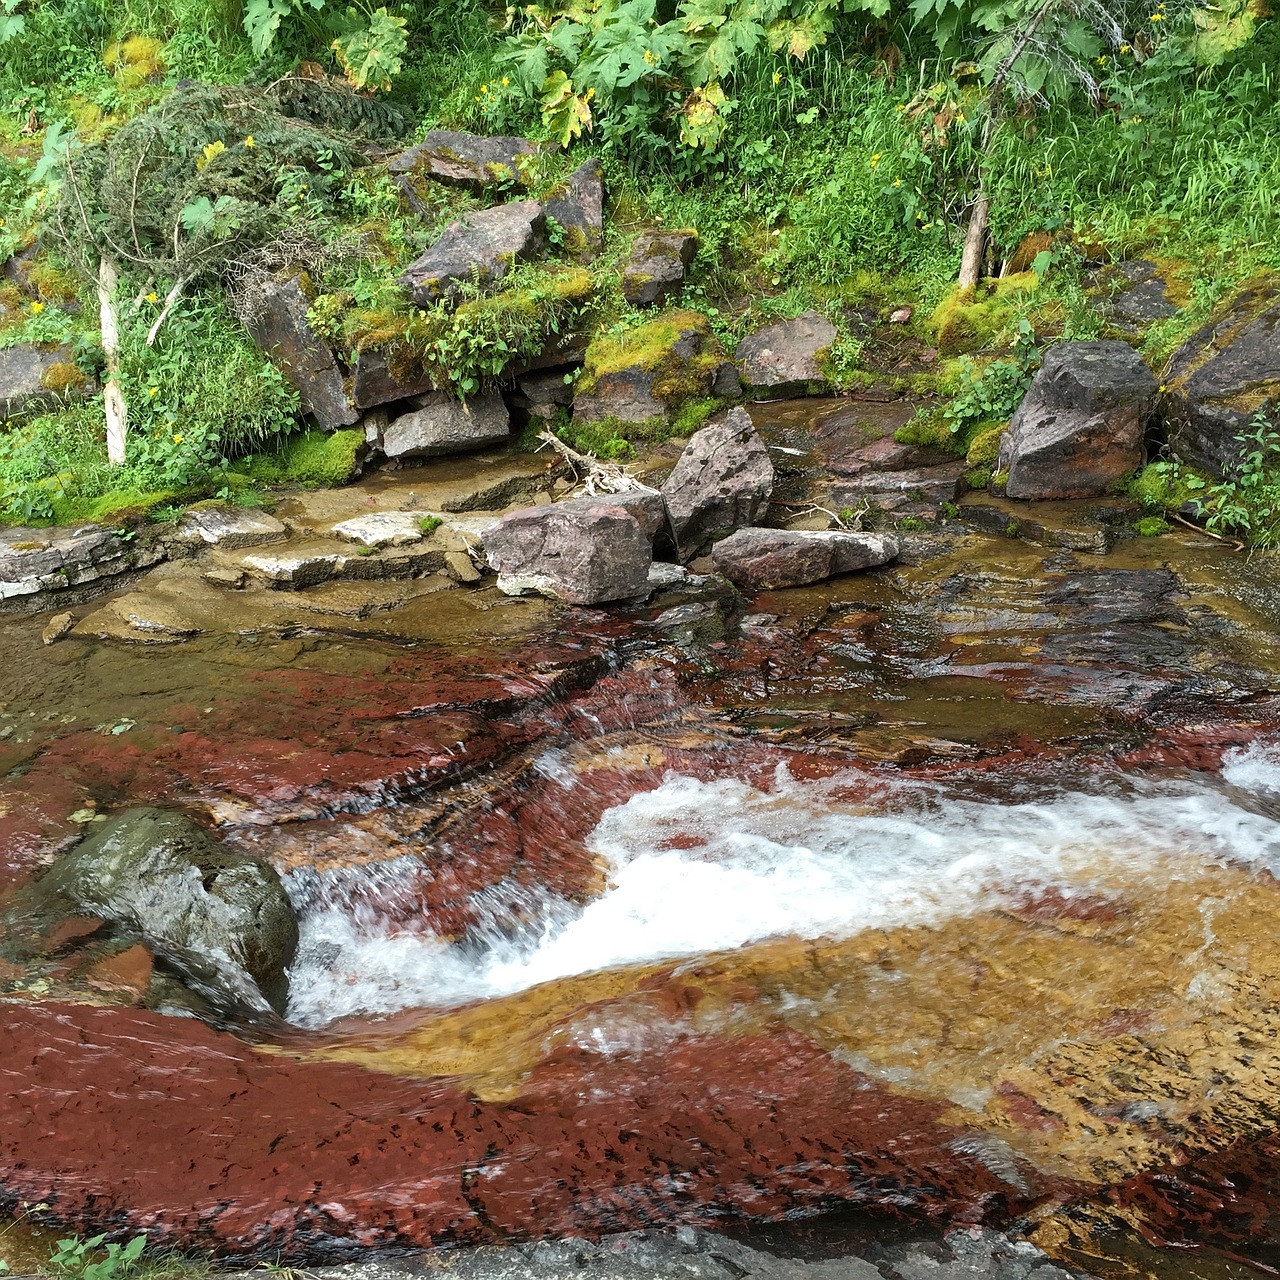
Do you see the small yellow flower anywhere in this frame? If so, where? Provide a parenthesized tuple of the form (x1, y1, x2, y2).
(1158, 384, 1168, 392)
(1149, 12, 1163, 19)
(30, 301, 44, 315)
(586, 87, 595, 100)
(896, 104, 906, 111)
(480, 83, 489, 93)
(146, 291, 159, 304)
(148, 386, 158, 398)
(870, 152, 882, 169)
(172, 434, 184, 444)
(956, 113, 967, 123)
(772, 70, 781, 85)
(1119, 42, 1131, 52)
(244, 134, 255, 148)
(892, 178, 902, 187)
(1096, 54, 1107, 64)
(644, 49, 658, 66)
(922, 222, 933, 230)
(501, 76, 510, 86)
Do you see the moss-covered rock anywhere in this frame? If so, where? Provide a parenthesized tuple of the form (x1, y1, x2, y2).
(574, 310, 728, 425)
(242, 429, 366, 487)
(930, 274, 1039, 357)
(964, 421, 1007, 490)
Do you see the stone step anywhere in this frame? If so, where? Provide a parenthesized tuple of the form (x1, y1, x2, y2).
(237, 537, 450, 589)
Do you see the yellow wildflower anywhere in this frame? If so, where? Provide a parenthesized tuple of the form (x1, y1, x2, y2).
(956, 113, 967, 123)
(870, 152, 882, 169)
(892, 178, 902, 187)
(1096, 54, 1107, 64)
(146, 291, 159, 304)
(1119, 42, 1131, 52)
(172, 434, 184, 444)
(501, 76, 510, 86)
(480, 83, 489, 93)
(244, 134, 255, 148)
(922, 222, 933, 230)
(896, 104, 905, 111)
(644, 49, 658, 65)
(1159, 384, 1168, 392)
(586, 87, 595, 100)
(30, 301, 44, 314)
(148, 386, 159, 398)
(1149, 11, 1163, 19)
(772, 71, 781, 85)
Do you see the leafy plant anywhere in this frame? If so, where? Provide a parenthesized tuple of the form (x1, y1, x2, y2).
(245, 0, 407, 91)
(1194, 409, 1280, 546)
(48, 1232, 146, 1280)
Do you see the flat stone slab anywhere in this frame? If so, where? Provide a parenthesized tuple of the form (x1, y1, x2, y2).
(240, 538, 449, 590)
(0, 524, 166, 608)
(833, 461, 967, 514)
(173, 508, 287, 551)
(713, 527, 900, 590)
(330, 511, 435, 547)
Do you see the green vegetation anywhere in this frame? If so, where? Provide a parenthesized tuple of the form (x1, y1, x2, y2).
(47, 1233, 146, 1280)
(1135, 515, 1171, 535)
(0, 0, 1274, 533)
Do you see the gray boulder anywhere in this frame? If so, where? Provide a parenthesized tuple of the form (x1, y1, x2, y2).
(352, 347, 436, 409)
(388, 130, 538, 190)
(482, 500, 653, 605)
(508, 366, 575, 424)
(399, 201, 546, 307)
(736, 311, 837, 396)
(36, 807, 298, 1014)
(712, 528, 900, 591)
(172, 508, 287, 551)
(622, 230, 698, 307)
(546, 159, 605, 260)
(662, 408, 774, 562)
(1163, 284, 1280, 477)
(383, 392, 511, 459)
(0, 343, 80, 421)
(244, 277, 357, 429)
(999, 341, 1157, 500)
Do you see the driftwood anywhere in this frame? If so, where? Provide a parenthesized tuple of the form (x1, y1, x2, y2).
(534, 429, 660, 497)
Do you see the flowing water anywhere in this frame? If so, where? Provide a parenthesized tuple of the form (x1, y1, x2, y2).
(4, 466, 1280, 1278)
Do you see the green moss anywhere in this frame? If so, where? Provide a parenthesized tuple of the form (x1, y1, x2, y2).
(930, 273, 1039, 356)
(671, 398, 718, 435)
(541, 412, 682, 461)
(419, 515, 443, 535)
(1135, 515, 1172, 535)
(50, 487, 181, 526)
(990, 469, 1009, 495)
(242, 430, 364, 487)
(963, 422, 1006, 489)
(1129, 461, 1205, 510)
(965, 466, 993, 490)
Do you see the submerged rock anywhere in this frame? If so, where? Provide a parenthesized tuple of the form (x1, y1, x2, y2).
(1000, 341, 1157, 500)
(662, 408, 774, 562)
(244, 277, 358, 430)
(389, 130, 538, 190)
(383, 392, 511, 459)
(622, 229, 698, 307)
(1163, 283, 1280, 477)
(736, 311, 837, 396)
(482, 500, 653, 604)
(34, 807, 297, 1014)
(399, 202, 546, 306)
(712, 528, 900, 591)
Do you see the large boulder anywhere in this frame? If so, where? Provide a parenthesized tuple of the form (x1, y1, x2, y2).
(573, 311, 728, 425)
(351, 346, 436, 409)
(1163, 283, 1280, 477)
(545, 159, 605, 261)
(736, 311, 837, 396)
(622, 230, 698, 307)
(381, 392, 511, 459)
(481, 500, 653, 605)
(712, 528, 900, 591)
(244, 277, 357, 429)
(399, 201, 546, 307)
(662, 408, 775, 562)
(0, 343, 84, 421)
(35, 807, 297, 1014)
(388, 130, 538, 190)
(999, 341, 1157, 500)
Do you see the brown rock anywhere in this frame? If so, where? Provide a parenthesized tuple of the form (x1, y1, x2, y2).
(41, 612, 74, 645)
(622, 230, 698, 307)
(84, 943, 154, 999)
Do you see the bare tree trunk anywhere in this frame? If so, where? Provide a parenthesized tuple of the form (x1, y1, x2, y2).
(98, 255, 128, 467)
(958, 194, 990, 292)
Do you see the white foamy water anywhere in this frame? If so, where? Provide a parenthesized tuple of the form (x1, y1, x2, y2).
(285, 743, 1280, 1028)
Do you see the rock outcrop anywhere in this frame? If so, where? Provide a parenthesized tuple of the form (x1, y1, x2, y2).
(389, 130, 538, 190)
(0, 524, 166, 610)
(172, 508, 287, 551)
(736, 311, 836, 396)
(545, 159, 605, 260)
(622, 230, 698, 307)
(712, 528, 900, 591)
(33, 807, 297, 1014)
(482, 500, 653, 604)
(245, 277, 357, 430)
(1163, 283, 1280, 477)
(399, 202, 546, 307)
(351, 347, 437, 410)
(381, 392, 511, 459)
(573, 311, 726, 425)
(0, 343, 81, 420)
(662, 408, 774, 561)
(999, 341, 1157, 500)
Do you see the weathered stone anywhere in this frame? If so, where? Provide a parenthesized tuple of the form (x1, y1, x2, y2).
(622, 229, 698, 307)
(712, 528, 900, 591)
(352, 347, 436, 409)
(399, 202, 546, 307)
(0, 342, 80, 420)
(0, 524, 166, 608)
(245, 277, 357, 429)
(1164, 284, 1280, 477)
(832, 461, 967, 514)
(545, 159, 605, 260)
(662, 408, 774, 562)
(999, 341, 1157, 500)
(41, 611, 74, 645)
(202, 567, 247, 590)
(711, 361, 743, 399)
(34, 807, 297, 1014)
(736, 311, 837, 396)
(574, 311, 725, 425)
(241, 548, 348, 589)
(172, 508, 287, 551)
(482, 501, 653, 604)
(444, 550, 482, 584)
(508, 367, 575, 424)
(388, 130, 537, 190)
(383, 392, 511, 459)
(331, 511, 428, 547)
(83, 942, 154, 1000)
(558, 489, 667, 541)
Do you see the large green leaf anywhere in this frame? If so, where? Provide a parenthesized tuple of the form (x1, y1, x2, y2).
(243, 0, 294, 57)
(332, 7, 407, 91)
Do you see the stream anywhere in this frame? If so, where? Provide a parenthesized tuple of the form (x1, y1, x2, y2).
(4, 412, 1280, 1278)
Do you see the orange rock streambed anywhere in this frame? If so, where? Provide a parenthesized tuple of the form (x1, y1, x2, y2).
(4, 523, 1280, 1274)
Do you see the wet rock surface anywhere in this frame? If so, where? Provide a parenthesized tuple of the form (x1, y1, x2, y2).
(999, 341, 1157, 499)
(382, 391, 511, 459)
(0, 523, 166, 611)
(662, 408, 774, 561)
(736, 311, 837, 396)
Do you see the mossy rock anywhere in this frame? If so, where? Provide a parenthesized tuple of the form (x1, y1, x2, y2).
(242, 429, 366, 488)
(930, 274, 1039, 357)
